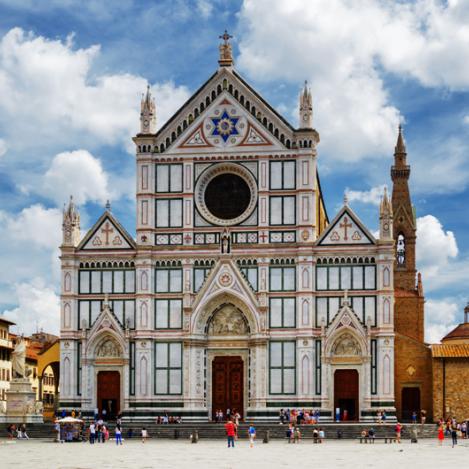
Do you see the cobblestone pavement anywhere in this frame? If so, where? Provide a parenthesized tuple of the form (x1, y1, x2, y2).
(1, 438, 468, 468)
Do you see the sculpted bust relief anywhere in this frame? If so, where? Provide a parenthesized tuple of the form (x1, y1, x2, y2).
(208, 305, 248, 336)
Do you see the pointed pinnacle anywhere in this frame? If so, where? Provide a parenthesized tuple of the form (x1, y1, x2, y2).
(105, 200, 111, 211)
(395, 124, 406, 154)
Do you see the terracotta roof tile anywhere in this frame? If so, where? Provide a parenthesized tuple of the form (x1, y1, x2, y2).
(431, 344, 469, 358)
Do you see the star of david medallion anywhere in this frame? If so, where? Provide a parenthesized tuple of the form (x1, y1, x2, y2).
(211, 110, 239, 142)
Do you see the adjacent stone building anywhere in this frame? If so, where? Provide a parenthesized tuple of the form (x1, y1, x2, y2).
(432, 304, 469, 421)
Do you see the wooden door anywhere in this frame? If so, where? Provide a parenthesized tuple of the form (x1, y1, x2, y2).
(212, 356, 243, 420)
(401, 387, 420, 422)
(97, 371, 120, 418)
(334, 369, 359, 421)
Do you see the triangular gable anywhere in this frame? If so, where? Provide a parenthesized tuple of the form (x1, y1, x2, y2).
(88, 299, 125, 334)
(155, 67, 294, 154)
(317, 205, 376, 246)
(78, 210, 136, 251)
(192, 258, 259, 314)
(171, 92, 282, 153)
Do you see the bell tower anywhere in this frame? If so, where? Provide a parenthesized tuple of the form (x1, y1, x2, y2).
(391, 126, 432, 422)
(391, 125, 417, 291)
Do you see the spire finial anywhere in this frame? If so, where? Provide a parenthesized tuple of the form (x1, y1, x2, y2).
(105, 200, 111, 211)
(218, 30, 234, 67)
(395, 124, 406, 154)
(344, 192, 349, 206)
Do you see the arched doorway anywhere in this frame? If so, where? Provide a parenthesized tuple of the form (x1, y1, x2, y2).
(212, 356, 243, 420)
(93, 336, 124, 419)
(205, 302, 250, 421)
(334, 369, 359, 421)
(97, 371, 120, 418)
(401, 387, 420, 422)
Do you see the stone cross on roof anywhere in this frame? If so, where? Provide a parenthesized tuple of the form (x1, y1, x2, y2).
(218, 30, 234, 67)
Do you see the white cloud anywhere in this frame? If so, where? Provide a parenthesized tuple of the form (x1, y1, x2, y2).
(197, 0, 213, 18)
(464, 115, 469, 125)
(416, 215, 458, 284)
(237, 0, 469, 161)
(42, 150, 111, 206)
(0, 204, 63, 335)
(425, 298, 460, 343)
(0, 28, 191, 155)
(7, 204, 62, 250)
(0, 138, 6, 157)
(2, 278, 60, 335)
(346, 185, 386, 206)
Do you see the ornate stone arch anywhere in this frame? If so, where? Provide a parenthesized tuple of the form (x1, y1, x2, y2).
(86, 329, 126, 359)
(325, 327, 368, 358)
(191, 291, 260, 335)
(205, 302, 250, 336)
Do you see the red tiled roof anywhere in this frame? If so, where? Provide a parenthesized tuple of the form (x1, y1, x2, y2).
(431, 344, 469, 358)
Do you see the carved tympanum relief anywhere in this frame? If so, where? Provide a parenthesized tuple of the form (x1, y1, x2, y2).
(96, 338, 121, 358)
(333, 333, 361, 356)
(208, 304, 249, 336)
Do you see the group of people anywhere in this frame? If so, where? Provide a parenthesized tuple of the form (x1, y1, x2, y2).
(6, 423, 28, 439)
(215, 408, 241, 424)
(224, 418, 256, 448)
(279, 408, 321, 425)
(437, 417, 468, 447)
(154, 414, 182, 424)
(286, 424, 325, 443)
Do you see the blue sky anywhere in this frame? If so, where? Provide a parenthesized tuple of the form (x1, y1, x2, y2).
(0, 0, 468, 341)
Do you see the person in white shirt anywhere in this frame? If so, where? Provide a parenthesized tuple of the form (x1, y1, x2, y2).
(89, 422, 96, 444)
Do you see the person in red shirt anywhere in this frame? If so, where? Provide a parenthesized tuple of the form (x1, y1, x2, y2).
(225, 419, 236, 448)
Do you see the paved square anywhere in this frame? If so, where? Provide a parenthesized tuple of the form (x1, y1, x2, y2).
(1, 438, 468, 468)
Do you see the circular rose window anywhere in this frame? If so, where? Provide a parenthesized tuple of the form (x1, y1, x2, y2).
(195, 163, 257, 226)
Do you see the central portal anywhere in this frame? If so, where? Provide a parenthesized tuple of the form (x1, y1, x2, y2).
(212, 356, 243, 421)
(97, 370, 120, 419)
(334, 369, 359, 421)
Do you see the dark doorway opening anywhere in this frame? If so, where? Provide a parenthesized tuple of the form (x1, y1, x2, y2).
(401, 387, 420, 422)
(212, 356, 243, 421)
(97, 370, 120, 419)
(334, 369, 359, 421)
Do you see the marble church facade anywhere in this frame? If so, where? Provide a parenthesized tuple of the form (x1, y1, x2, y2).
(59, 36, 396, 421)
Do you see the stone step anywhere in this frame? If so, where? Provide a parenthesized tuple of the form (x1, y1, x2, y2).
(1, 422, 438, 440)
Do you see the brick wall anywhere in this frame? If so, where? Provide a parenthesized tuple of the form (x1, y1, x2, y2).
(433, 358, 469, 421)
(394, 333, 433, 421)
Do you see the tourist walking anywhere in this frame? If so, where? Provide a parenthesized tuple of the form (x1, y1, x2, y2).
(451, 426, 458, 447)
(141, 427, 148, 443)
(18, 424, 29, 439)
(437, 425, 444, 446)
(411, 411, 417, 424)
(248, 424, 256, 447)
(318, 428, 325, 443)
(89, 422, 96, 444)
(395, 422, 402, 443)
(225, 419, 236, 448)
(115, 423, 123, 445)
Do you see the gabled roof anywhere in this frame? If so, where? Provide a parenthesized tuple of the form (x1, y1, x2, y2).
(149, 67, 305, 153)
(316, 204, 376, 246)
(77, 209, 136, 251)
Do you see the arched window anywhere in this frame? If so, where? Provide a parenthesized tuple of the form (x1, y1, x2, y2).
(396, 233, 405, 265)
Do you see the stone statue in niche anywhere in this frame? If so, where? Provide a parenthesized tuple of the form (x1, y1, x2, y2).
(96, 338, 121, 358)
(333, 333, 360, 356)
(208, 305, 248, 335)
